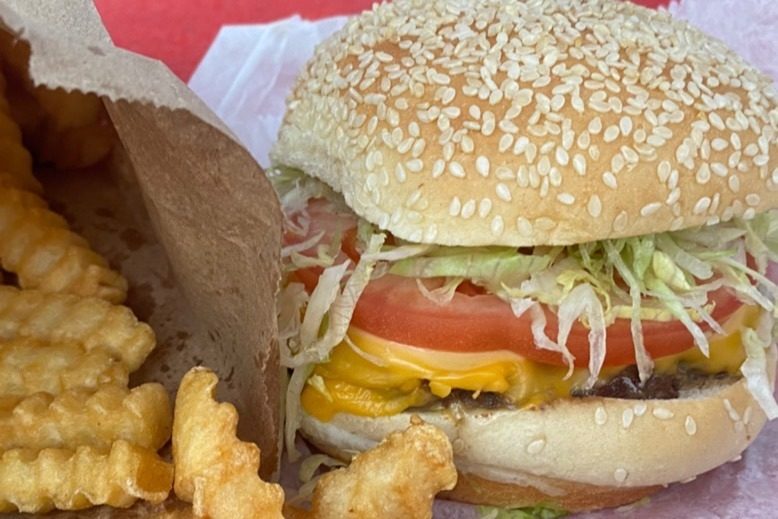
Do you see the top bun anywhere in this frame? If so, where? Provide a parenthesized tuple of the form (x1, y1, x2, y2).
(272, 0, 778, 246)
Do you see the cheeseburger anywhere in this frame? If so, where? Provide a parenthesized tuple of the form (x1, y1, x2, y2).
(271, 0, 778, 512)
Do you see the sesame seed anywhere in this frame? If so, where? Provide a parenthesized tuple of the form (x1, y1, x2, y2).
(746, 193, 761, 206)
(461, 136, 474, 154)
(652, 407, 674, 420)
(619, 116, 633, 136)
(728, 175, 740, 193)
(406, 159, 423, 173)
(744, 405, 753, 426)
(478, 198, 493, 218)
(588, 117, 603, 135)
(711, 163, 728, 177)
(647, 135, 666, 147)
(595, 406, 608, 426)
(621, 146, 639, 164)
(555, 146, 569, 166)
(693, 197, 711, 215)
(496, 183, 512, 202)
(516, 217, 533, 237)
(482, 212, 502, 233)
(622, 408, 635, 429)
(412, 138, 426, 157)
(685, 416, 697, 436)
(513, 136, 530, 155)
(602, 172, 618, 189)
(587, 195, 602, 218)
(696, 163, 711, 184)
(709, 112, 725, 130)
(448, 197, 462, 217)
(573, 154, 587, 176)
(604, 125, 620, 143)
(394, 163, 407, 183)
(448, 161, 466, 178)
(475, 156, 490, 177)
(526, 438, 546, 455)
(613, 468, 628, 483)
(633, 403, 647, 416)
(613, 211, 628, 231)
(641, 202, 662, 217)
(461, 199, 476, 219)
(499, 134, 514, 152)
(557, 193, 575, 205)
(723, 399, 741, 422)
(577, 131, 591, 149)
(712, 138, 728, 152)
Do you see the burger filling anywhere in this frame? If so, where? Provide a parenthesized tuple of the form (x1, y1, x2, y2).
(273, 169, 778, 457)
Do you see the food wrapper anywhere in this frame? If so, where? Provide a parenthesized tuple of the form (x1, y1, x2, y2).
(0, 0, 283, 516)
(190, 2, 778, 518)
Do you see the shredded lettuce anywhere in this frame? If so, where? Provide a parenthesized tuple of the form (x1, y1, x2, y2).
(741, 313, 778, 419)
(416, 277, 464, 306)
(276, 166, 778, 416)
(604, 240, 654, 383)
(285, 364, 314, 462)
(287, 233, 386, 367)
(390, 248, 550, 287)
(557, 284, 607, 388)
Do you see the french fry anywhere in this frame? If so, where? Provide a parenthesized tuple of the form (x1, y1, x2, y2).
(0, 337, 128, 396)
(32, 87, 103, 132)
(0, 185, 128, 303)
(0, 67, 41, 193)
(173, 367, 285, 519)
(311, 418, 458, 519)
(0, 440, 173, 513)
(35, 119, 116, 170)
(0, 286, 153, 371)
(29, 87, 115, 169)
(0, 383, 171, 451)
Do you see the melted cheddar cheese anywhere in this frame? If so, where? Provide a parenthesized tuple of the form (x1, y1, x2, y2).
(302, 306, 757, 421)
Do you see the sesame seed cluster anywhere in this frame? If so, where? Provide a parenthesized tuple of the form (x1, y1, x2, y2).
(272, 0, 778, 246)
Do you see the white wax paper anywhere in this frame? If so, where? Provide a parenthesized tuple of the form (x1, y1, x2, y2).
(189, 2, 778, 518)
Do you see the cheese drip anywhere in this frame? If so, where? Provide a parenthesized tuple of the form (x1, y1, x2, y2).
(302, 307, 756, 422)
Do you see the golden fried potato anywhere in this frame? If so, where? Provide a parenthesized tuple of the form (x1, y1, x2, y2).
(33, 87, 103, 131)
(0, 337, 128, 396)
(35, 119, 116, 170)
(0, 439, 172, 513)
(0, 383, 171, 451)
(0, 186, 128, 303)
(0, 286, 152, 370)
(29, 87, 115, 169)
(311, 418, 457, 519)
(173, 367, 285, 519)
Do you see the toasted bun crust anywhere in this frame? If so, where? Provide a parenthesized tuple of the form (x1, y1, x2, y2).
(300, 365, 773, 510)
(273, 0, 778, 247)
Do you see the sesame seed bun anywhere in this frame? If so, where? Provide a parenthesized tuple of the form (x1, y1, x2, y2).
(272, 0, 778, 246)
(299, 356, 774, 512)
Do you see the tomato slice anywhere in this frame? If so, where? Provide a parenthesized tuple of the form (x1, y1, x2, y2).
(285, 199, 743, 367)
(351, 273, 742, 367)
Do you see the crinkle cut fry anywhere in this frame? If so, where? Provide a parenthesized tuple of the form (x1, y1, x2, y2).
(0, 337, 128, 397)
(0, 184, 128, 303)
(0, 383, 171, 451)
(0, 68, 41, 194)
(173, 367, 285, 519)
(311, 418, 458, 519)
(0, 286, 153, 371)
(0, 439, 173, 513)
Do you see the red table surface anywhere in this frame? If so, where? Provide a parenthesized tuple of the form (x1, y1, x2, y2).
(94, 0, 670, 82)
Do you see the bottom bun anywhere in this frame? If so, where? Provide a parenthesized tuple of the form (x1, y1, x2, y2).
(300, 358, 775, 512)
(442, 470, 659, 512)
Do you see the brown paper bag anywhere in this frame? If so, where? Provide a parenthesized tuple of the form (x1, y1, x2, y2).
(0, 0, 282, 515)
